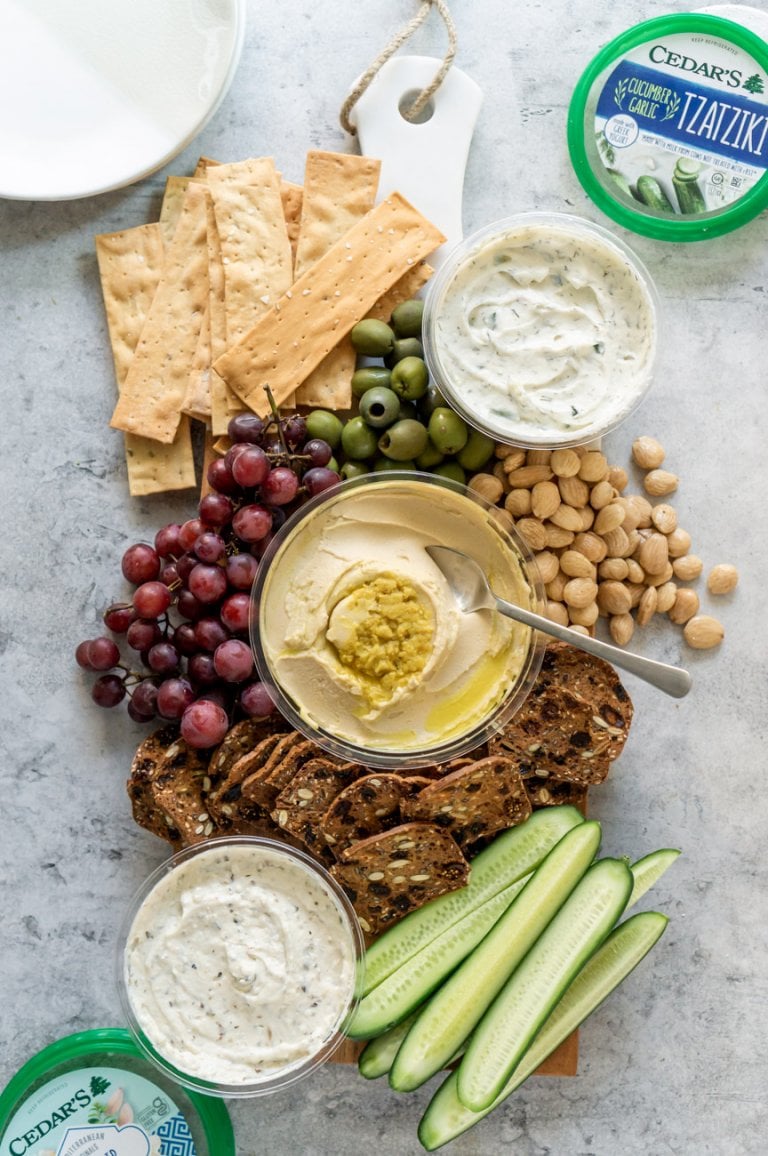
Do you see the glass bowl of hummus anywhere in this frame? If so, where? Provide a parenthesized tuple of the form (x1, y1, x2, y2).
(118, 837, 365, 1097)
(251, 473, 545, 769)
(422, 212, 659, 449)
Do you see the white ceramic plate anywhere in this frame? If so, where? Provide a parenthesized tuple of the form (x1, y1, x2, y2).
(0, 0, 246, 201)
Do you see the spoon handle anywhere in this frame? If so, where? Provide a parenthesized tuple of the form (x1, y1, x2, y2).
(493, 596, 692, 699)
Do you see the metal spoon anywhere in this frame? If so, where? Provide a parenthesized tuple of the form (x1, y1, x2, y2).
(426, 545, 692, 699)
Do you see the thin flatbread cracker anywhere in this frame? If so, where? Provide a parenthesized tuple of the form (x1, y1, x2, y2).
(204, 186, 243, 436)
(182, 301, 213, 421)
(95, 224, 195, 495)
(293, 152, 380, 410)
(110, 182, 210, 443)
(214, 193, 445, 415)
(158, 176, 191, 247)
(280, 179, 303, 269)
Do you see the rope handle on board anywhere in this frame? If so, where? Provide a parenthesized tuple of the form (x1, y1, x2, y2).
(340, 0, 458, 135)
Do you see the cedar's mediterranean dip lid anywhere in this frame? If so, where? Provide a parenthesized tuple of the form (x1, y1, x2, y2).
(0, 1029, 234, 1156)
(567, 12, 768, 239)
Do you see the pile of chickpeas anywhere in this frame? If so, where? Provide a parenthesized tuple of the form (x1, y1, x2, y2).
(467, 436, 734, 651)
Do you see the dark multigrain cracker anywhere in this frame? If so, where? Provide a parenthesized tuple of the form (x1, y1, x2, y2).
(207, 715, 289, 784)
(320, 773, 429, 852)
(400, 756, 532, 850)
(150, 736, 217, 845)
(127, 725, 182, 842)
(271, 758, 363, 852)
(241, 736, 319, 809)
(330, 823, 470, 936)
(206, 733, 286, 827)
(537, 642, 634, 736)
(524, 775, 589, 811)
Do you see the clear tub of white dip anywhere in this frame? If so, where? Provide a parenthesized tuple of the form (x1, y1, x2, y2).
(423, 213, 659, 448)
(118, 838, 364, 1097)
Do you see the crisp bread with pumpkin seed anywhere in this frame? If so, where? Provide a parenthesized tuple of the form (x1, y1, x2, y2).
(330, 823, 470, 936)
(241, 736, 319, 809)
(127, 725, 183, 842)
(214, 192, 445, 415)
(525, 776, 589, 811)
(127, 728, 213, 846)
(489, 685, 621, 786)
(319, 773, 425, 852)
(401, 757, 532, 850)
(271, 758, 363, 852)
(207, 715, 289, 784)
(535, 642, 634, 737)
(205, 732, 286, 826)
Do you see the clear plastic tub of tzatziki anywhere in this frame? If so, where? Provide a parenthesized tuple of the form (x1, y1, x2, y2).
(117, 837, 365, 1098)
(251, 472, 545, 770)
(422, 212, 659, 450)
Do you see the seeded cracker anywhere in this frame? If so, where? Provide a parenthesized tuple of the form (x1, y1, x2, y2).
(320, 772, 432, 852)
(331, 824, 470, 936)
(205, 733, 286, 827)
(214, 192, 445, 414)
(95, 225, 196, 495)
(272, 758, 363, 852)
(241, 736, 319, 809)
(401, 757, 532, 851)
(110, 182, 210, 443)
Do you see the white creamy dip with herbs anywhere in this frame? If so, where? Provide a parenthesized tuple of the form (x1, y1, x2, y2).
(125, 843, 358, 1086)
(432, 221, 656, 446)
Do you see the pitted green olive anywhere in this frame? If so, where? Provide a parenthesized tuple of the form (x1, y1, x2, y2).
(305, 409, 343, 448)
(390, 356, 429, 401)
(432, 461, 467, 485)
(385, 337, 424, 367)
(373, 457, 416, 472)
(391, 298, 424, 339)
(378, 419, 428, 461)
(340, 460, 370, 480)
(359, 386, 401, 428)
(341, 416, 379, 460)
(428, 407, 469, 455)
(415, 438, 445, 469)
(351, 366, 392, 398)
(456, 429, 496, 471)
(350, 318, 396, 357)
(419, 382, 448, 418)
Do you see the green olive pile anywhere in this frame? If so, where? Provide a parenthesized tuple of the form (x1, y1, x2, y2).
(302, 299, 496, 484)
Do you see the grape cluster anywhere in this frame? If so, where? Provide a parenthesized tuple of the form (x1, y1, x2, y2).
(75, 411, 341, 749)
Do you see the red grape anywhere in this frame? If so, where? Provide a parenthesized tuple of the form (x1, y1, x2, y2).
(199, 493, 234, 528)
(214, 639, 254, 683)
(303, 467, 341, 496)
(75, 641, 93, 669)
(198, 688, 231, 712)
(86, 637, 121, 671)
(188, 653, 219, 686)
(147, 642, 180, 675)
(206, 457, 240, 496)
(262, 432, 284, 456)
(131, 681, 159, 718)
(231, 445, 269, 488)
(226, 553, 259, 591)
(173, 623, 199, 656)
(126, 619, 163, 652)
(188, 564, 228, 604)
(103, 603, 136, 633)
(128, 700, 155, 724)
(240, 681, 277, 718)
(181, 700, 229, 748)
(228, 413, 266, 444)
(155, 523, 182, 558)
(263, 467, 299, 505)
(220, 593, 251, 633)
(193, 618, 230, 652)
(281, 415, 307, 449)
(194, 532, 226, 563)
(177, 589, 203, 621)
(176, 553, 197, 582)
(122, 543, 161, 585)
(160, 562, 180, 587)
(92, 675, 126, 708)
(133, 581, 172, 619)
(303, 438, 333, 467)
(156, 677, 195, 720)
(178, 518, 205, 552)
(232, 504, 272, 543)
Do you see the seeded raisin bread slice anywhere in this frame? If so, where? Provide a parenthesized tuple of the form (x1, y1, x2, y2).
(206, 733, 285, 827)
(331, 823, 470, 936)
(401, 757, 531, 850)
(271, 758, 363, 855)
(241, 736, 319, 809)
(127, 725, 182, 843)
(320, 773, 433, 853)
(207, 716, 289, 785)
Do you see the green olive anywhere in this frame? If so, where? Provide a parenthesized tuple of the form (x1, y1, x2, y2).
(350, 318, 395, 357)
(456, 429, 496, 472)
(359, 386, 401, 428)
(305, 409, 344, 449)
(378, 419, 428, 461)
(415, 438, 444, 469)
(341, 416, 379, 460)
(419, 382, 448, 419)
(428, 407, 469, 455)
(391, 298, 424, 339)
(390, 356, 429, 401)
(327, 456, 340, 473)
(373, 457, 416, 472)
(340, 460, 370, 480)
(432, 461, 467, 485)
(385, 337, 424, 367)
(351, 366, 392, 398)
(397, 400, 418, 422)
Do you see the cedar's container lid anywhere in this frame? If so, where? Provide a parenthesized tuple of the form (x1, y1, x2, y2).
(0, 1028, 234, 1156)
(567, 12, 768, 239)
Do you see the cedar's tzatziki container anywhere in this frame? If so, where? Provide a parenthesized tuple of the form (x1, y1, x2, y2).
(118, 838, 364, 1097)
(422, 213, 659, 449)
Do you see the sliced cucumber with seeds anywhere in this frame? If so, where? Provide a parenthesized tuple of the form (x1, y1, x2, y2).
(361, 806, 584, 996)
(419, 910, 669, 1150)
(347, 873, 532, 1040)
(389, 821, 603, 1092)
(458, 856, 633, 1111)
(358, 1014, 418, 1079)
(628, 848, 680, 907)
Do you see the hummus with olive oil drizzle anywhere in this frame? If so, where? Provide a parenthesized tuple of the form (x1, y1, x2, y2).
(429, 218, 656, 446)
(258, 480, 534, 752)
(124, 843, 358, 1086)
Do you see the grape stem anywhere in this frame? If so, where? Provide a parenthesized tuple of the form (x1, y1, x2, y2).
(263, 385, 290, 456)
